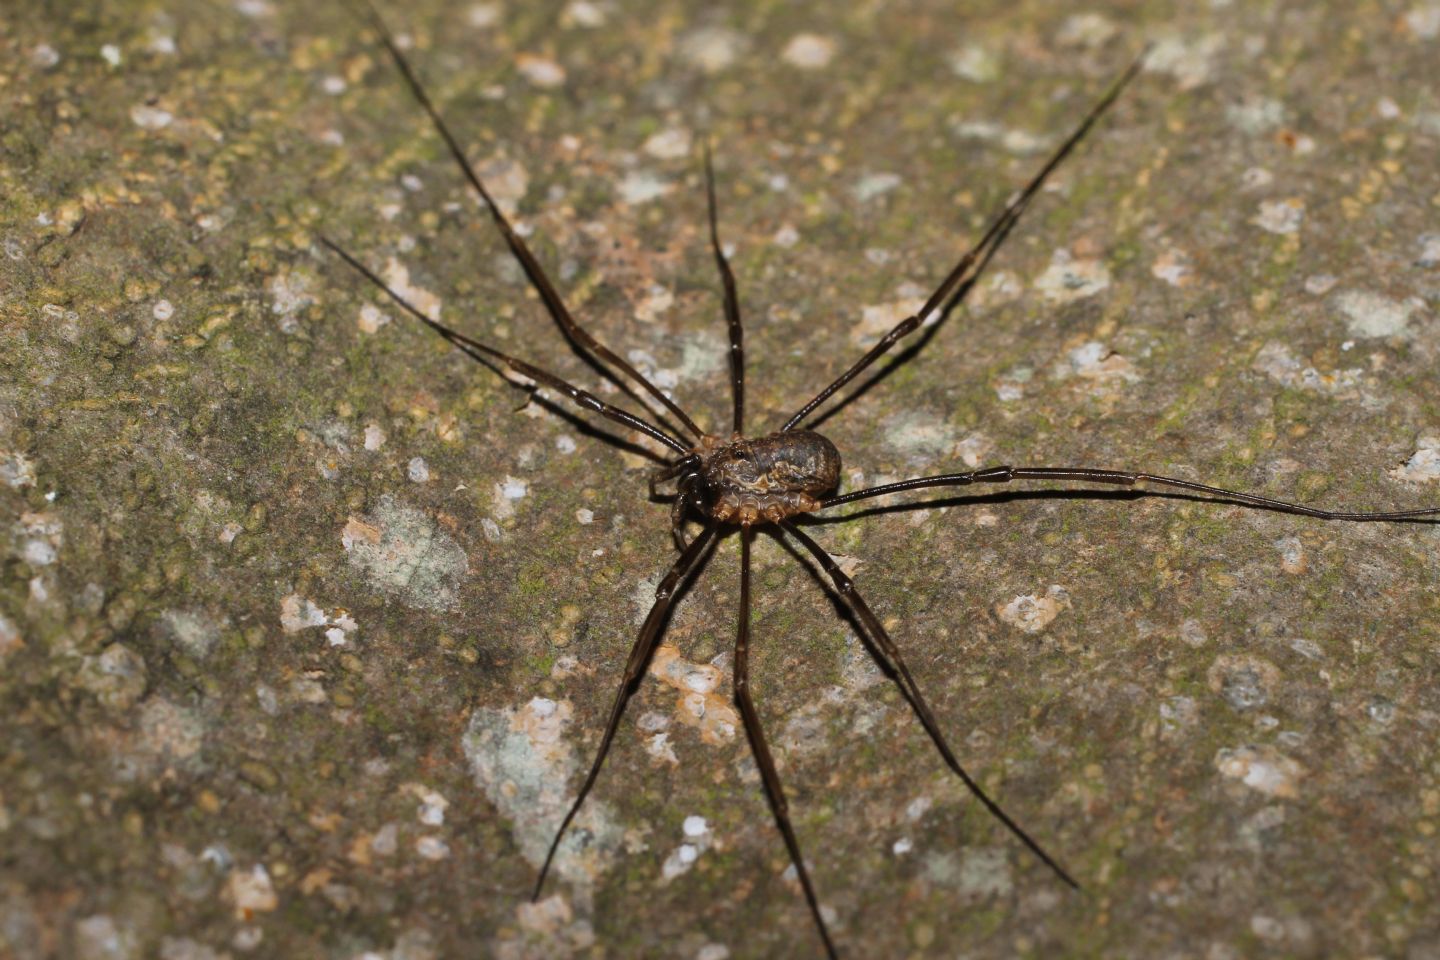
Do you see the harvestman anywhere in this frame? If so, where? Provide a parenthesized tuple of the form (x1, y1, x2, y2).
(320, 5, 1440, 955)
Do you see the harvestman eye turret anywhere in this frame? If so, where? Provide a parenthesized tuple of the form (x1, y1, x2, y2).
(320, 4, 1440, 955)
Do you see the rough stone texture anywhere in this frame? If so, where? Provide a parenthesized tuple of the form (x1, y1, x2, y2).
(3, 1, 1440, 958)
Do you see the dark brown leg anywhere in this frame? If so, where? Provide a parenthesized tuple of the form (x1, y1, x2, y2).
(670, 472, 699, 551)
(781, 521, 1079, 890)
(322, 237, 692, 456)
(705, 144, 745, 435)
(533, 520, 719, 897)
(781, 49, 1147, 432)
(351, 0, 705, 440)
(819, 465, 1440, 521)
(735, 531, 839, 959)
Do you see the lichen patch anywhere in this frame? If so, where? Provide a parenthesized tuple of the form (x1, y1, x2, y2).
(1390, 436, 1440, 482)
(462, 697, 622, 886)
(996, 585, 1070, 634)
(648, 643, 737, 745)
(341, 495, 469, 612)
(1332, 289, 1419, 339)
(1250, 342, 1363, 394)
(1215, 745, 1305, 798)
(1034, 249, 1110, 303)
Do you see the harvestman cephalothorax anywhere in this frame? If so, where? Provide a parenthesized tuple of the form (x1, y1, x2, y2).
(319, 4, 1440, 955)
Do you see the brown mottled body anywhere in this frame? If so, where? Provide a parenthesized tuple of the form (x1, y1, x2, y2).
(698, 430, 841, 525)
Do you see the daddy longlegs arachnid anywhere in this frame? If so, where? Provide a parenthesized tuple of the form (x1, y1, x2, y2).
(319, 4, 1440, 955)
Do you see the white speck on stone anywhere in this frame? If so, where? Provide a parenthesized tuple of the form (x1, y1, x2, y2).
(947, 43, 999, 83)
(617, 171, 673, 205)
(575, 508, 594, 524)
(234, 0, 276, 16)
(696, 945, 731, 960)
(31, 44, 61, 68)
(1061, 341, 1140, 383)
(1390, 435, 1440, 483)
(1304, 274, 1338, 295)
(0, 616, 21, 662)
(634, 285, 675, 323)
(481, 518, 502, 541)
(774, 224, 800, 247)
(645, 731, 678, 765)
(407, 457, 430, 483)
(371, 823, 399, 856)
(679, 27, 746, 74)
(381, 259, 442, 319)
(678, 843, 698, 864)
(227, 865, 278, 919)
(1241, 166, 1275, 190)
(1, 451, 37, 488)
(322, 75, 346, 95)
(1179, 619, 1208, 648)
(683, 815, 708, 837)
(1251, 341, 1362, 394)
(906, 796, 932, 821)
(516, 54, 566, 88)
(1215, 744, 1304, 798)
(147, 33, 177, 55)
(555, 435, 577, 454)
(1143, 33, 1224, 90)
(1403, 3, 1440, 38)
(22, 539, 55, 566)
(768, 173, 790, 192)
(1034, 249, 1110, 303)
(996, 585, 1071, 634)
(161, 609, 222, 659)
(1151, 247, 1195, 288)
(502, 477, 528, 500)
(1417, 233, 1440, 268)
(357, 303, 389, 334)
(467, 3, 501, 28)
(131, 104, 174, 130)
(74, 916, 136, 960)
(642, 126, 692, 159)
(1334, 289, 1419, 339)
(1253, 198, 1305, 235)
(853, 172, 902, 203)
(363, 423, 386, 451)
(1226, 96, 1286, 134)
(1274, 536, 1306, 575)
(1056, 12, 1117, 47)
(564, 1, 607, 27)
(323, 627, 346, 647)
(1377, 96, 1402, 119)
(415, 836, 450, 860)
(266, 269, 314, 326)
(893, 837, 913, 855)
(782, 33, 836, 69)
(152, 299, 174, 321)
(101, 44, 122, 66)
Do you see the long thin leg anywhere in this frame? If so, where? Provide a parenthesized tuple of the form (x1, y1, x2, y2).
(705, 143, 745, 435)
(734, 531, 838, 959)
(323, 236, 692, 457)
(534, 520, 719, 897)
(819, 465, 1440, 521)
(353, 0, 705, 440)
(781, 521, 1078, 890)
(781, 50, 1147, 433)
(670, 471, 700, 551)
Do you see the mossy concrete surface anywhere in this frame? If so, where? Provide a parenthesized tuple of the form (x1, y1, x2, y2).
(3, 0, 1440, 957)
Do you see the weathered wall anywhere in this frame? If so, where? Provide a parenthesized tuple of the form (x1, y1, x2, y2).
(3, 0, 1439, 957)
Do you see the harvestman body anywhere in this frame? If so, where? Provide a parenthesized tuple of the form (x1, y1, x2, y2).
(322, 5, 1440, 956)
